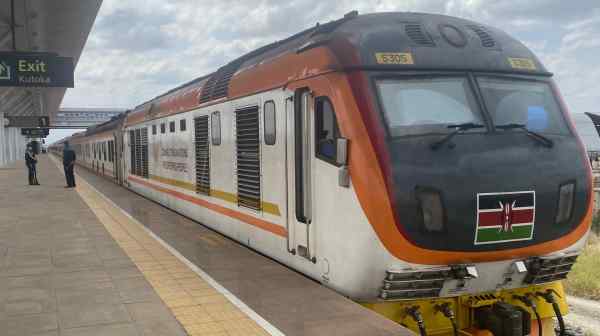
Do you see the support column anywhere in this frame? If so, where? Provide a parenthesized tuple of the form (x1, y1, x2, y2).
(16, 129, 24, 161)
(5, 127, 10, 165)
(9, 127, 16, 162)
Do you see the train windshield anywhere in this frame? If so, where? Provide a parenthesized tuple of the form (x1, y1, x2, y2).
(477, 77, 570, 135)
(376, 77, 483, 137)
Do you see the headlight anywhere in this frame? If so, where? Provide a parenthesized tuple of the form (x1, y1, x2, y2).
(417, 188, 445, 232)
(556, 182, 575, 224)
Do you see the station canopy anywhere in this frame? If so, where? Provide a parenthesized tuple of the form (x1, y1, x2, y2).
(0, 0, 101, 127)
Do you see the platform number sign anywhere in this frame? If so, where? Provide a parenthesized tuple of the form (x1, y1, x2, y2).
(21, 128, 49, 138)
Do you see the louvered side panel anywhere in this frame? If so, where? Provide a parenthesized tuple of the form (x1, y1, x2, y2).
(235, 107, 261, 211)
(194, 116, 210, 195)
(141, 128, 149, 178)
(135, 128, 142, 176)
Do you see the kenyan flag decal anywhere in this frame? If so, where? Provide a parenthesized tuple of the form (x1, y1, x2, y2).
(474, 191, 535, 245)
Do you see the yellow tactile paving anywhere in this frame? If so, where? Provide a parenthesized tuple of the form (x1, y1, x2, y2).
(49, 157, 271, 336)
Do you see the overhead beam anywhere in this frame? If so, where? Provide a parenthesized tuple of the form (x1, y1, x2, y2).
(0, 29, 11, 47)
(45, 125, 89, 129)
(9, 95, 33, 116)
(12, 100, 33, 116)
(1, 91, 28, 112)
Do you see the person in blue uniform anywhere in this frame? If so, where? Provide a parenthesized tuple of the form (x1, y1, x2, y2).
(25, 145, 40, 185)
(63, 141, 77, 188)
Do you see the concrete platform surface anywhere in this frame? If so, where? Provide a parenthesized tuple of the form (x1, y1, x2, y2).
(0, 156, 187, 335)
(1, 155, 412, 336)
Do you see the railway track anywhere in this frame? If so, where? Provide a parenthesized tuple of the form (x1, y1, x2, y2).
(563, 296, 600, 336)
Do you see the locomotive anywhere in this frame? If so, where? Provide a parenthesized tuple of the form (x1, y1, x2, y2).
(52, 11, 592, 336)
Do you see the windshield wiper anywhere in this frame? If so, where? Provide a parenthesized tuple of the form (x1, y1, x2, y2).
(430, 122, 485, 150)
(496, 123, 554, 148)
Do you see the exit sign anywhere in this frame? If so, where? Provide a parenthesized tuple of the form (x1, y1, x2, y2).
(0, 52, 74, 88)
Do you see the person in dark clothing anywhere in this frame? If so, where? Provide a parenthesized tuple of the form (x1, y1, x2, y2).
(63, 141, 77, 188)
(25, 146, 40, 185)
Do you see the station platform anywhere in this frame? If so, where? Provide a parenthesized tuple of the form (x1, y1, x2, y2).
(0, 155, 411, 336)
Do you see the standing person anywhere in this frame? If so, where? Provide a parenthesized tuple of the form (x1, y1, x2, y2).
(63, 141, 77, 188)
(25, 145, 40, 185)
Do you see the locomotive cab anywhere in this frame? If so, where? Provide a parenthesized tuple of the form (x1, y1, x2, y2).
(321, 12, 592, 336)
(375, 74, 589, 252)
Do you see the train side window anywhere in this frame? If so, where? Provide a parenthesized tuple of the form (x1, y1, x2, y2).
(161, 123, 166, 134)
(180, 119, 187, 131)
(170, 121, 176, 133)
(211, 111, 221, 145)
(264, 100, 276, 145)
(152, 124, 157, 135)
(315, 97, 340, 164)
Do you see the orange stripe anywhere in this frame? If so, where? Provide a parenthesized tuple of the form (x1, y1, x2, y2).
(127, 175, 287, 238)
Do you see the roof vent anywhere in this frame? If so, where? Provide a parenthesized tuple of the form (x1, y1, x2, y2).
(199, 61, 242, 104)
(466, 25, 496, 48)
(211, 64, 238, 99)
(199, 75, 218, 104)
(405, 23, 435, 47)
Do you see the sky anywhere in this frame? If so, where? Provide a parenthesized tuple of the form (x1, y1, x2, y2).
(49, 0, 600, 143)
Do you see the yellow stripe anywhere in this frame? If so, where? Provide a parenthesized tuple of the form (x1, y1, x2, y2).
(65, 169, 270, 336)
(149, 174, 281, 216)
(209, 189, 237, 203)
(151, 174, 195, 191)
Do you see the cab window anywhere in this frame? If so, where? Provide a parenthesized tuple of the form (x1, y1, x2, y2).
(376, 77, 482, 136)
(315, 97, 340, 164)
(264, 101, 276, 145)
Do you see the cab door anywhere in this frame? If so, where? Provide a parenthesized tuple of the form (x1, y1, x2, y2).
(286, 88, 316, 263)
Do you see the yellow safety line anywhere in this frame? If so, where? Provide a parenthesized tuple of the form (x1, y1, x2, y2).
(49, 156, 270, 336)
(148, 174, 281, 216)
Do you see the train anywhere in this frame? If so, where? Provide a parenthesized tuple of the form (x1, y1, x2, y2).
(51, 11, 592, 336)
